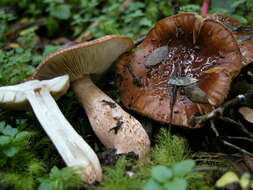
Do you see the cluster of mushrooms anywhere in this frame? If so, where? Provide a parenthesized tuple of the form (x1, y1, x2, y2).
(0, 13, 252, 183)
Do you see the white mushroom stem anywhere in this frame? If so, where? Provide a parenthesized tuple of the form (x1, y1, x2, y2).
(0, 76, 102, 184)
(72, 75, 150, 158)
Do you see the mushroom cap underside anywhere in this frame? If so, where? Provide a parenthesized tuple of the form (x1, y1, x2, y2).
(33, 35, 134, 82)
(0, 75, 69, 110)
(207, 14, 253, 66)
(116, 13, 242, 127)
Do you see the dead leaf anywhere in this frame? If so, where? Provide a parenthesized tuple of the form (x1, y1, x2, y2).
(145, 46, 168, 68)
(239, 107, 253, 123)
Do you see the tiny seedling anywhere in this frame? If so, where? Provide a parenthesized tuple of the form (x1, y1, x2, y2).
(143, 159, 196, 190)
(0, 121, 34, 158)
(38, 166, 83, 190)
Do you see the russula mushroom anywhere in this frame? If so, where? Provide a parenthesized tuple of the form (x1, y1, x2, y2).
(0, 75, 102, 183)
(32, 35, 150, 158)
(207, 14, 253, 66)
(116, 13, 242, 127)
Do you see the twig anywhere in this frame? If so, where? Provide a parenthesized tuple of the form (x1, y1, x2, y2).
(221, 140, 253, 156)
(191, 93, 253, 126)
(218, 117, 253, 138)
(75, 21, 101, 43)
(75, 0, 134, 43)
(210, 121, 253, 157)
(195, 152, 242, 159)
(193, 167, 227, 173)
(6, 18, 45, 40)
(226, 136, 253, 143)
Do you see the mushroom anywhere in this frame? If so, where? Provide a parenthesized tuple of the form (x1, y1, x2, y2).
(207, 14, 253, 66)
(116, 13, 242, 127)
(0, 75, 102, 183)
(32, 35, 150, 158)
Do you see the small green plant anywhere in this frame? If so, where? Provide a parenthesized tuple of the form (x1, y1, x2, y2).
(0, 121, 34, 160)
(0, 10, 16, 45)
(38, 166, 83, 190)
(143, 160, 195, 190)
(216, 171, 253, 190)
(45, 0, 71, 20)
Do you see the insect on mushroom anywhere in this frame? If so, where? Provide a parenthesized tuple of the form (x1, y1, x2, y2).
(32, 35, 150, 158)
(0, 75, 102, 183)
(116, 13, 242, 128)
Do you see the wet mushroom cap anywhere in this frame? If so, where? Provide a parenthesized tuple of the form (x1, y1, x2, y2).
(116, 13, 242, 127)
(207, 14, 253, 66)
(33, 35, 134, 81)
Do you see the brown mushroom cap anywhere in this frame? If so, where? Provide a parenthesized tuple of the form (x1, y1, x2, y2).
(116, 13, 242, 127)
(207, 14, 253, 66)
(33, 35, 134, 81)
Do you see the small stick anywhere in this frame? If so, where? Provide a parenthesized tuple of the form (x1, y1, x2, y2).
(191, 94, 253, 126)
(222, 140, 253, 156)
(193, 167, 227, 173)
(210, 121, 253, 156)
(219, 117, 253, 138)
(226, 136, 253, 143)
(75, 0, 134, 43)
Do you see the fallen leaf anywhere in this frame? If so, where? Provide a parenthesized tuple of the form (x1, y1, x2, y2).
(239, 107, 253, 123)
(215, 171, 240, 188)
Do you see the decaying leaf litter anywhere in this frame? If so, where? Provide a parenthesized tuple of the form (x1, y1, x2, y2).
(1, 0, 253, 189)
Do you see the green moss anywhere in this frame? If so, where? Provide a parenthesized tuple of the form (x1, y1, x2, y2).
(151, 129, 190, 165)
(95, 129, 214, 190)
(96, 158, 143, 190)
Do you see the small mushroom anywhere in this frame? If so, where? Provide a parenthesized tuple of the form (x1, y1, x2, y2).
(116, 13, 242, 127)
(0, 75, 102, 183)
(207, 14, 253, 66)
(32, 35, 150, 158)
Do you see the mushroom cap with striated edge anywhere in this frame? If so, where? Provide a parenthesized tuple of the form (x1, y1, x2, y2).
(0, 75, 69, 110)
(32, 35, 134, 82)
(116, 13, 242, 127)
(207, 14, 253, 66)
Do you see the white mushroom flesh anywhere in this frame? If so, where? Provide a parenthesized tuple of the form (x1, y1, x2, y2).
(0, 75, 102, 183)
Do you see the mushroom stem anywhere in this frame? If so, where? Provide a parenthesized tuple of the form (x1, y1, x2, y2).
(25, 87, 102, 183)
(72, 75, 150, 158)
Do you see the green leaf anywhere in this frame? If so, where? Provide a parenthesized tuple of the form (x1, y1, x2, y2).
(0, 136, 11, 145)
(3, 146, 19, 157)
(15, 131, 32, 141)
(163, 178, 187, 190)
(0, 122, 6, 132)
(171, 160, 195, 177)
(179, 4, 201, 13)
(49, 166, 61, 178)
(38, 182, 52, 190)
(211, 0, 237, 12)
(231, 0, 246, 9)
(50, 5, 71, 20)
(139, 18, 153, 27)
(231, 15, 248, 24)
(143, 179, 163, 190)
(45, 0, 64, 3)
(2, 125, 18, 137)
(151, 165, 173, 183)
(43, 45, 60, 57)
